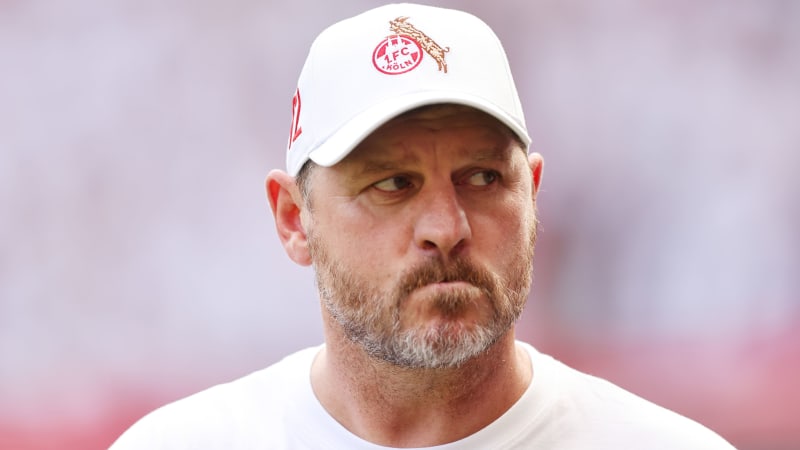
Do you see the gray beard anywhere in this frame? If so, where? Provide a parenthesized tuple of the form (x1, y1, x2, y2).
(312, 243, 534, 370)
(307, 205, 537, 369)
(323, 291, 507, 369)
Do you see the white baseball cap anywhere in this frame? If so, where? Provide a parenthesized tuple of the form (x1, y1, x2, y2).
(285, 3, 530, 176)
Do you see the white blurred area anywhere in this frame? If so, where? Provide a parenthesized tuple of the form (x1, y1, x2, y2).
(1, 1, 798, 448)
(523, 2, 800, 337)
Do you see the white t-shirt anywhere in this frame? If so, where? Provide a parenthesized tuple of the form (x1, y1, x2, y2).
(111, 342, 735, 449)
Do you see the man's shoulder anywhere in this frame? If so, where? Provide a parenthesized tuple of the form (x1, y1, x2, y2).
(520, 342, 736, 449)
(109, 345, 322, 450)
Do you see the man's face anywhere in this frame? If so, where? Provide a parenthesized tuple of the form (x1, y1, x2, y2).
(304, 106, 539, 369)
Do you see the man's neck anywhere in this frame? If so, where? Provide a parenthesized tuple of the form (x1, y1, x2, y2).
(311, 318, 532, 447)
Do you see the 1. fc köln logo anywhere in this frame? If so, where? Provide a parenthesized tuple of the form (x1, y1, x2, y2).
(372, 35, 423, 74)
(372, 16, 449, 75)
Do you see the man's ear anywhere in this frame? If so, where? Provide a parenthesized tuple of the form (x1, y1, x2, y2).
(528, 152, 544, 197)
(265, 170, 312, 266)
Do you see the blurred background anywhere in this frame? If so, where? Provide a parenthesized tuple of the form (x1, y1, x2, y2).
(1, 0, 798, 448)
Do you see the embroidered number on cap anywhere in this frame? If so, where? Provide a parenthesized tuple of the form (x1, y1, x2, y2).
(288, 88, 303, 149)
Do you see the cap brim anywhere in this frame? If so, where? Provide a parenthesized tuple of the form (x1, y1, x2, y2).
(306, 91, 531, 170)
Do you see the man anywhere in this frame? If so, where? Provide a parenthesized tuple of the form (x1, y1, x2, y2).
(112, 4, 735, 449)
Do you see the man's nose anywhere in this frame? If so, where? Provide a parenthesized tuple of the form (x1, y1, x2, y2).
(412, 184, 471, 258)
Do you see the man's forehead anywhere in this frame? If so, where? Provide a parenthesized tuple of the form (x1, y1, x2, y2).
(348, 144, 516, 176)
(348, 104, 523, 158)
(350, 140, 515, 173)
(395, 104, 486, 120)
(389, 104, 518, 133)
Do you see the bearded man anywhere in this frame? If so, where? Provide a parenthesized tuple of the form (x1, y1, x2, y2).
(112, 4, 735, 449)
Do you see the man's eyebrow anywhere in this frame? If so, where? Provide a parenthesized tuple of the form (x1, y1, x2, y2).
(350, 151, 420, 176)
(473, 147, 512, 161)
(359, 159, 405, 174)
(347, 141, 519, 178)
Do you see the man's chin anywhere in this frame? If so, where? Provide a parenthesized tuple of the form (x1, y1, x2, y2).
(379, 323, 498, 369)
(416, 317, 482, 339)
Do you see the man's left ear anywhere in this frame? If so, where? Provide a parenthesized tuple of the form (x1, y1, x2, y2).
(529, 152, 544, 197)
(265, 170, 312, 266)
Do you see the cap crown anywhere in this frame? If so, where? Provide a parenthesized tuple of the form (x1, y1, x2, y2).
(285, 3, 529, 176)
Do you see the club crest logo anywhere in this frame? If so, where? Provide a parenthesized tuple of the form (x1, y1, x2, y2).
(373, 35, 423, 74)
(372, 16, 449, 75)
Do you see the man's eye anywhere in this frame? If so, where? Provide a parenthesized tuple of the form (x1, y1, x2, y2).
(466, 170, 499, 186)
(373, 176, 413, 192)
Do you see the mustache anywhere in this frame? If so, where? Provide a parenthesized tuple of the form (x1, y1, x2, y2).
(396, 257, 496, 299)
